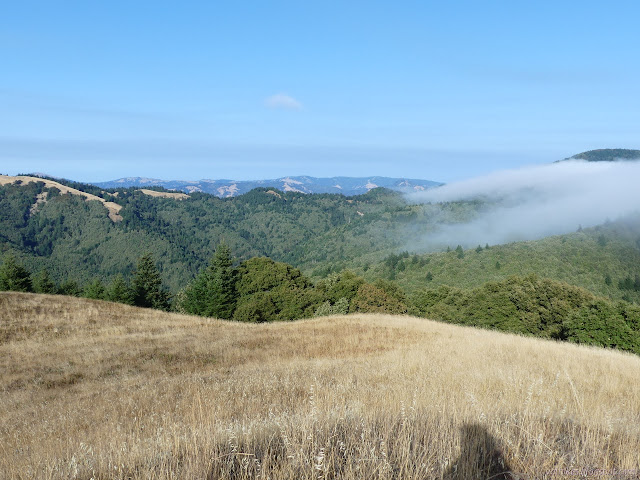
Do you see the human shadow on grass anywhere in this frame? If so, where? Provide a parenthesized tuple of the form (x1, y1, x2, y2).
(443, 423, 519, 480)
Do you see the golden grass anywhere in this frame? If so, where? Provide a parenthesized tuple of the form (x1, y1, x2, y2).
(1, 292, 639, 479)
(139, 189, 190, 200)
(0, 175, 123, 221)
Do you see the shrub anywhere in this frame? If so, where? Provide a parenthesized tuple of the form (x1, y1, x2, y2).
(314, 297, 349, 317)
(350, 283, 408, 314)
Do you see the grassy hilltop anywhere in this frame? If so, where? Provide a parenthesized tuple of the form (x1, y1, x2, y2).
(2, 292, 639, 479)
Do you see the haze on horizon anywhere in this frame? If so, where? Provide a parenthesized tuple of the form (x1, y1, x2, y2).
(2, 1, 640, 183)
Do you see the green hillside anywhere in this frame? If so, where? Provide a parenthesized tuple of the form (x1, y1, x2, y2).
(2, 175, 640, 307)
(364, 218, 640, 304)
(410, 274, 640, 355)
(564, 148, 640, 162)
(0, 176, 486, 291)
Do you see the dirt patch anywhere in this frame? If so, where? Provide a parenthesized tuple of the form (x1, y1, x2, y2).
(29, 192, 48, 216)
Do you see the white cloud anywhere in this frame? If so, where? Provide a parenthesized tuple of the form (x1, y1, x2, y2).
(406, 160, 640, 249)
(264, 93, 302, 110)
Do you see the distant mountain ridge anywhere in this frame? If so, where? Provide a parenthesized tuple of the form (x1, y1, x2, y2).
(562, 148, 640, 162)
(93, 175, 442, 197)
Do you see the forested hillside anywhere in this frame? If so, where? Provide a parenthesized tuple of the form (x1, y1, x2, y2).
(2, 175, 640, 304)
(3, 175, 640, 355)
(564, 148, 640, 162)
(368, 217, 640, 304)
(0, 175, 481, 290)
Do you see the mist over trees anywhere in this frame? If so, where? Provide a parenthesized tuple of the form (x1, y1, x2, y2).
(406, 160, 640, 250)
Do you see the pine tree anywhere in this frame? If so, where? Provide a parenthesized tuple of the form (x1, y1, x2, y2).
(132, 253, 170, 310)
(106, 274, 134, 305)
(208, 242, 238, 319)
(83, 279, 106, 300)
(58, 280, 81, 296)
(182, 243, 237, 319)
(33, 269, 57, 294)
(0, 255, 32, 292)
(180, 270, 209, 315)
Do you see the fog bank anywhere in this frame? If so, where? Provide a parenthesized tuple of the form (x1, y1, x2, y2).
(406, 160, 640, 249)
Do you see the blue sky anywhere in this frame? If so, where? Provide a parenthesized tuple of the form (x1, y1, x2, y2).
(2, 1, 639, 182)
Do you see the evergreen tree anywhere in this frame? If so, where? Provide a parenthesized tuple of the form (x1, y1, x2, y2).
(182, 242, 237, 318)
(180, 273, 209, 315)
(58, 280, 81, 296)
(132, 253, 170, 310)
(0, 255, 32, 292)
(105, 274, 134, 305)
(314, 297, 349, 317)
(316, 270, 364, 304)
(33, 269, 57, 294)
(83, 279, 106, 300)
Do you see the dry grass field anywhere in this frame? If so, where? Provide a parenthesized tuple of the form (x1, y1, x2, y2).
(1, 292, 639, 479)
(139, 189, 190, 200)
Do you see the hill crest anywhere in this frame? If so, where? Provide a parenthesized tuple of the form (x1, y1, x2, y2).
(563, 148, 640, 162)
(0, 174, 123, 222)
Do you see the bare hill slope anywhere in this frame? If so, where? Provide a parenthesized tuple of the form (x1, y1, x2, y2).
(139, 188, 189, 199)
(1, 292, 639, 479)
(0, 174, 123, 221)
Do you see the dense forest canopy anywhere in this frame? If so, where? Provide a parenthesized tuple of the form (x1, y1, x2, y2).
(0, 176, 487, 290)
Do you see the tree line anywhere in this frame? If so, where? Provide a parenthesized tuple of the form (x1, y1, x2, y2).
(2, 245, 640, 356)
(0, 252, 170, 310)
(0, 244, 409, 321)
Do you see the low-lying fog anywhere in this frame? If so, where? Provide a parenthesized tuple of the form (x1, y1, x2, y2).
(406, 160, 640, 250)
